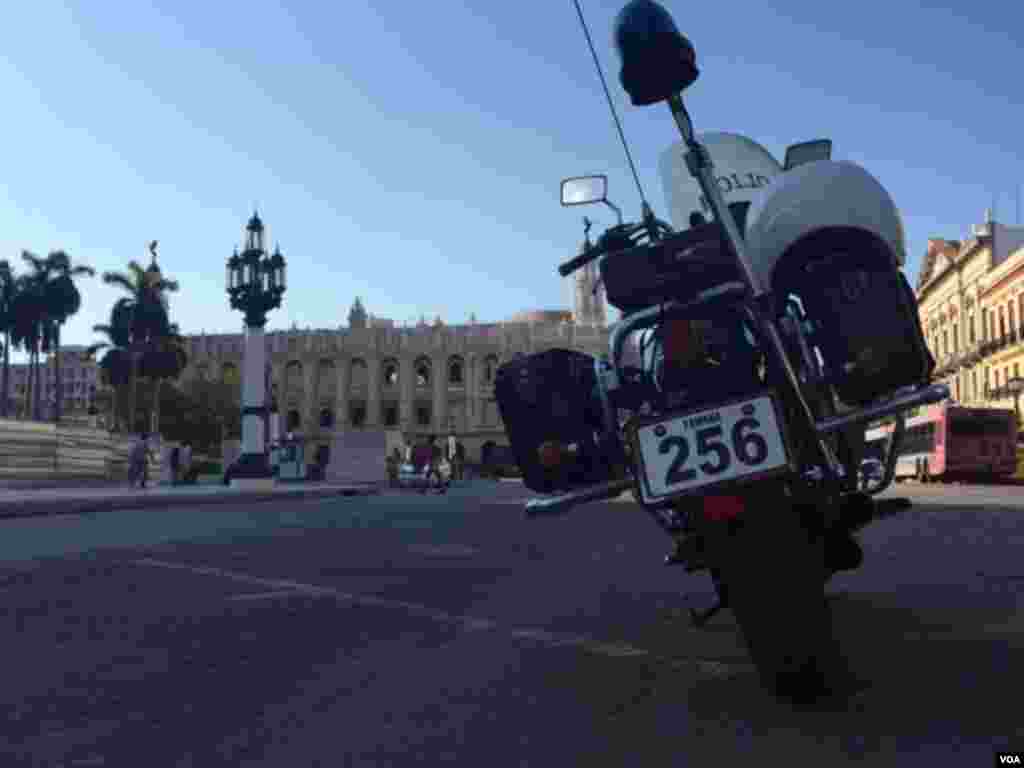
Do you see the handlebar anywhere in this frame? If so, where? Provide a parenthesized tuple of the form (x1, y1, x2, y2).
(558, 248, 597, 278)
(558, 217, 673, 278)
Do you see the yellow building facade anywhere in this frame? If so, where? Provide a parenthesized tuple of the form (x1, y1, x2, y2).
(916, 211, 1024, 415)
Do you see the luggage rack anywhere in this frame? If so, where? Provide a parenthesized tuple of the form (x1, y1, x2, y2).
(525, 382, 946, 518)
(526, 273, 949, 519)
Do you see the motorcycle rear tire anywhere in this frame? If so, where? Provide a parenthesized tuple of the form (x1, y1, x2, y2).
(712, 501, 851, 705)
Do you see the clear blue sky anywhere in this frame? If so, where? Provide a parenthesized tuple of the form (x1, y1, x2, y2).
(1, 0, 1021, 364)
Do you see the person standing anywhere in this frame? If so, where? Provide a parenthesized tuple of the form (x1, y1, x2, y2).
(169, 444, 181, 486)
(454, 440, 466, 482)
(179, 440, 193, 485)
(128, 432, 149, 489)
(426, 435, 445, 490)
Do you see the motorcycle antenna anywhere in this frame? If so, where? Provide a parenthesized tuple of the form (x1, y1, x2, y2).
(572, 0, 653, 222)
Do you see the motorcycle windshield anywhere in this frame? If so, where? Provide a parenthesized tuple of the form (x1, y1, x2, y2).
(658, 132, 784, 232)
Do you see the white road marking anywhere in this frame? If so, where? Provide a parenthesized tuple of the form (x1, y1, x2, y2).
(132, 557, 744, 679)
(228, 590, 305, 602)
(408, 544, 480, 557)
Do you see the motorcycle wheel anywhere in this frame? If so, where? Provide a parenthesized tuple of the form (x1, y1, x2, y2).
(710, 496, 852, 705)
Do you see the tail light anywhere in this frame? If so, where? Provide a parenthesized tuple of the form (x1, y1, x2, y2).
(702, 494, 744, 521)
(663, 317, 709, 367)
(537, 440, 580, 469)
(663, 317, 695, 366)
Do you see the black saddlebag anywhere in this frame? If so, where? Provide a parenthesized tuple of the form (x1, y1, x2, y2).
(599, 223, 742, 313)
(494, 349, 613, 494)
(774, 228, 935, 407)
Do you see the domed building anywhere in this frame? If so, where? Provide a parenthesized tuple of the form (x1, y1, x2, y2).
(175, 213, 612, 466)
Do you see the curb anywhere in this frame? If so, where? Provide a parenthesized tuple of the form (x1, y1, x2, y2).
(0, 484, 381, 521)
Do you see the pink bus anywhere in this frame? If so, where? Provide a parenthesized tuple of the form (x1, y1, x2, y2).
(865, 404, 1017, 483)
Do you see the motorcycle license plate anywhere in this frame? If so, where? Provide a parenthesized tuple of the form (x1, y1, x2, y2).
(632, 393, 792, 504)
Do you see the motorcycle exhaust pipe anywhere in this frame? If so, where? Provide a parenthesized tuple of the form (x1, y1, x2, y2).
(524, 478, 634, 518)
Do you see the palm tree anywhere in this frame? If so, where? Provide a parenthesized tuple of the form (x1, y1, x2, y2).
(101, 258, 179, 434)
(0, 260, 18, 418)
(139, 323, 188, 436)
(22, 251, 95, 423)
(9, 273, 45, 420)
(86, 298, 134, 431)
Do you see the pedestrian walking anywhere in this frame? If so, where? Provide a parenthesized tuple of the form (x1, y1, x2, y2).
(129, 432, 149, 489)
(454, 440, 466, 482)
(425, 435, 446, 491)
(179, 441, 194, 484)
(170, 444, 181, 486)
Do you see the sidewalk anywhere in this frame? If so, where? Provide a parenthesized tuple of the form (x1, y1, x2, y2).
(0, 480, 381, 520)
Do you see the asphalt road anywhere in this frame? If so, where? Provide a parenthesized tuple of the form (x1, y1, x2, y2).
(0, 480, 1021, 767)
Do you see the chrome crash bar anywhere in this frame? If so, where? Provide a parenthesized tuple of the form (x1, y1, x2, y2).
(814, 383, 949, 436)
(595, 282, 748, 446)
(524, 478, 633, 518)
(524, 384, 944, 518)
(870, 411, 906, 496)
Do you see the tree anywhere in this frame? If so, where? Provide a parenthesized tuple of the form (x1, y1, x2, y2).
(101, 259, 179, 434)
(0, 260, 18, 418)
(22, 251, 95, 423)
(180, 377, 241, 451)
(87, 298, 134, 431)
(138, 323, 188, 437)
(9, 273, 45, 420)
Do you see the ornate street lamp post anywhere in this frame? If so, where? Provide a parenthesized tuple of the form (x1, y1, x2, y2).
(226, 211, 286, 488)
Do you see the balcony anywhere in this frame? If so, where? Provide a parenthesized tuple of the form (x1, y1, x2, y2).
(962, 345, 983, 366)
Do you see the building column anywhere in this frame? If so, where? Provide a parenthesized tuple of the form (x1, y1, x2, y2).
(433, 355, 447, 434)
(367, 356, 381, 427)
(302, 359, 316, 431)
(467, 354, 480, 430)
(335, 358, 349, 429)
(399, 357, 414, 430)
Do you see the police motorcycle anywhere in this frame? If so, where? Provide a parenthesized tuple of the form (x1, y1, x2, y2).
(493, 0, 947, 703)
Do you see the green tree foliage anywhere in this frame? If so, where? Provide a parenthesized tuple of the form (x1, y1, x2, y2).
(100, 259, 180, 434)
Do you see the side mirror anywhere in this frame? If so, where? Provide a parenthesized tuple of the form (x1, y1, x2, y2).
(783, 139, 832, 170)
(561, 175, 608, 207)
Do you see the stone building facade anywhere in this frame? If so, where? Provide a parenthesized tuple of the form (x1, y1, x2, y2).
(178, 235, 610, 462)
(2, 345, 100, 421)
(915, 210, 1024, 414)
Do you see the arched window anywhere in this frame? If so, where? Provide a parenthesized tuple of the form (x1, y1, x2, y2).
(415, 357, 431, 387)
(287, 409, 301, 431)
(349, 358, 368, 390)
(319, 408, 335, 428)
(349, 403, 367, 427)
(416, 403, 431, 426)
(483, 355, 499, 384)
(382, 360, 399, 387)
(448, 356, 464, 385)
(284, 360, 303, 392)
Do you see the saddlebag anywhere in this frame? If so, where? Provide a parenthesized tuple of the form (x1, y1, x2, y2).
(773, 228, 935, 407)
(494, 349, 613, 494)
(599, 223, 742, 313)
